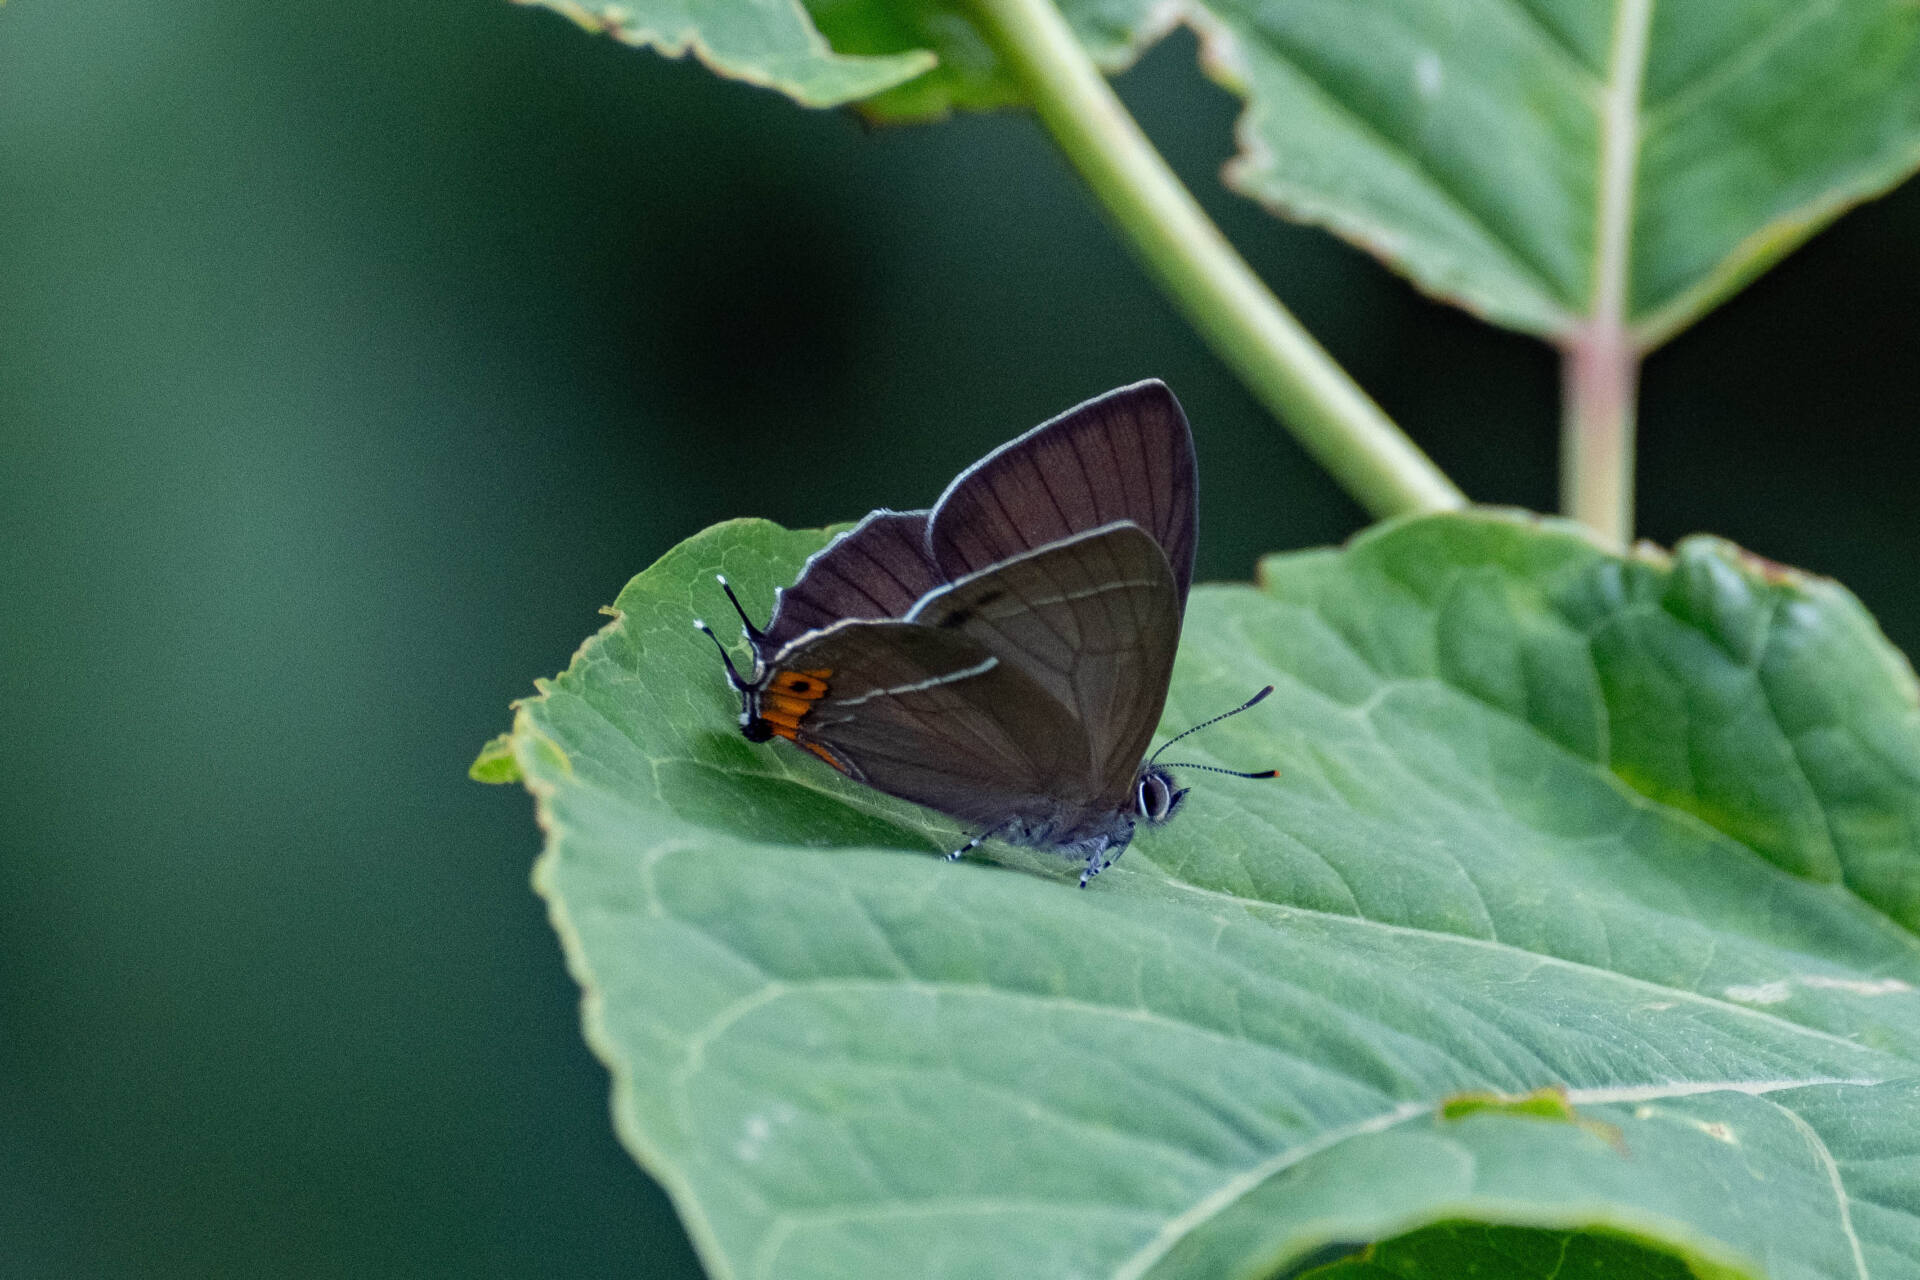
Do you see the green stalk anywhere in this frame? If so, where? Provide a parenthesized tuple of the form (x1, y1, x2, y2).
(1560, 328, 1639, 548)
(1562, 0, 1653, 547)
(967, 0, 1465, 519)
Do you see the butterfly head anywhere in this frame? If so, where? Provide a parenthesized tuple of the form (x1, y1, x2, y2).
(1134, 767, 1189, 826)
(1141, 684, 1281, 824)
(695, 577, 847, 772)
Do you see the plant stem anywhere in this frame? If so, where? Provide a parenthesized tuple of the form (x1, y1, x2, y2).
(1564, 0, 1653, 547)
(966, 0, 1465, 520)
(1561, 327, 1638, 547)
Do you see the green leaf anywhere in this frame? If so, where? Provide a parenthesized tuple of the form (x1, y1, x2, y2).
(799, 0, 1144, 121)
(545, 0, 1920, 343)
(1189, 0, 1920, 344)
(510, 0, 934, 109)
(923, 0, 1920, 343)
(468, 732, 523, 784)
(498, 511, 1920, 1278)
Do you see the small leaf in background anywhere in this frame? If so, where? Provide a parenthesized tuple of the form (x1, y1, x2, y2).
(546, 0, 1920, 347)
(877, 0, 1920, 346)
(801, 0, 1148, 120)
(1000, 0, 1920, 345)
(510, 0, 933, 108)
(492, 511, 1920, 1278)
(469, 732, 523, 784)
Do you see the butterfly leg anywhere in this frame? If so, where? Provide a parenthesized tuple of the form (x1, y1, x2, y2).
(946, 825, 999, 864)
(1077, 831, 1132, 888)
(1078, 845, 1112, 888)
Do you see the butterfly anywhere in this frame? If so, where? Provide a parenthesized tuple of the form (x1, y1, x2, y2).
(697, 380, 1272, 887)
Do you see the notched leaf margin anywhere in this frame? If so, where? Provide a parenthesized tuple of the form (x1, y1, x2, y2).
(512, 0, 935, 109)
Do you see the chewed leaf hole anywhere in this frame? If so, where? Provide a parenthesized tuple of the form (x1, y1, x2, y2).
(1297, 1221, 1718, 1279)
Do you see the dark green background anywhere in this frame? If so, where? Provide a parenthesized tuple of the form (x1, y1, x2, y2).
(2, 1, 1915, 1276)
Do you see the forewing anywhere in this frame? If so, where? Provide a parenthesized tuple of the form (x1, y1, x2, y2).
(774, 620, 1088, 830)
(909, 522, 1180, 814)
(926, 380, 1196, 606)
(760, 509, 944, 652)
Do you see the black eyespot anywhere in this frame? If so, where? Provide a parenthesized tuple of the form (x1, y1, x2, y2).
(789, 680, 811, 693)
(741, 718, 773, 743)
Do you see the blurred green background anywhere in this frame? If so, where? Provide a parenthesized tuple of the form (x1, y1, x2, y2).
(2, 1, 1916, 1275)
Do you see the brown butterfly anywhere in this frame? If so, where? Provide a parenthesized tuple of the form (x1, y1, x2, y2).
(699, 381, 1272, 886)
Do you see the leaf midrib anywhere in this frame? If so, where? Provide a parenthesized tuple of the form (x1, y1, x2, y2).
(1228, 554, 1920, 945)
(613, 817, 1908, 1077)
(1588, 0, 1652, 334)
(1110, 1074, 1896, 1280)
(617, 743, 1918, 1066)
(560, 613, 1920, 1064)
(1143, 866, 1910, 1060)
(652, 920, 1905, 1272)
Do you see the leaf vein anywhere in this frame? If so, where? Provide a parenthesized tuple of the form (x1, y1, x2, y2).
(1228, 15, 1576, 309)
(1768, 1096, 1871, 1280)
(1639, 0, 1842, 135)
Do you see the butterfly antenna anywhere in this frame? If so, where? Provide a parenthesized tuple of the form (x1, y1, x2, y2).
(1154, 762, 1279, 779)
(714, 574, 768, 645)
(1149, 685, 1275, 767)
(692, 619, 751, 691)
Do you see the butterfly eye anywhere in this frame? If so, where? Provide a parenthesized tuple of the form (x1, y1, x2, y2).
(1136, 772, 1171, 822)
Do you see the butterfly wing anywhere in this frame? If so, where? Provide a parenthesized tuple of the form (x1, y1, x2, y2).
(740, 384, 1191, 844)
(760, 508, 943, 653)
(926, 380, 1197, 607)
(908, 522, 1181, 821)
(769, 619, 1092, 830)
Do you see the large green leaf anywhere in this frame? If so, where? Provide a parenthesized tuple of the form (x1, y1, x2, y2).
(489, 511, 1920, 1278)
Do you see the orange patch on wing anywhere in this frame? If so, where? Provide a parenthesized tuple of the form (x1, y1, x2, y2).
(799, 740, 850, 774)
(756, 668, 832, 743)
(771, 669, 831, 696)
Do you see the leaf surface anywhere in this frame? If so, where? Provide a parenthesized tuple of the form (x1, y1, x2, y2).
(496, 512, 1920, 1278)
(1196, 0, 1920, 343)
